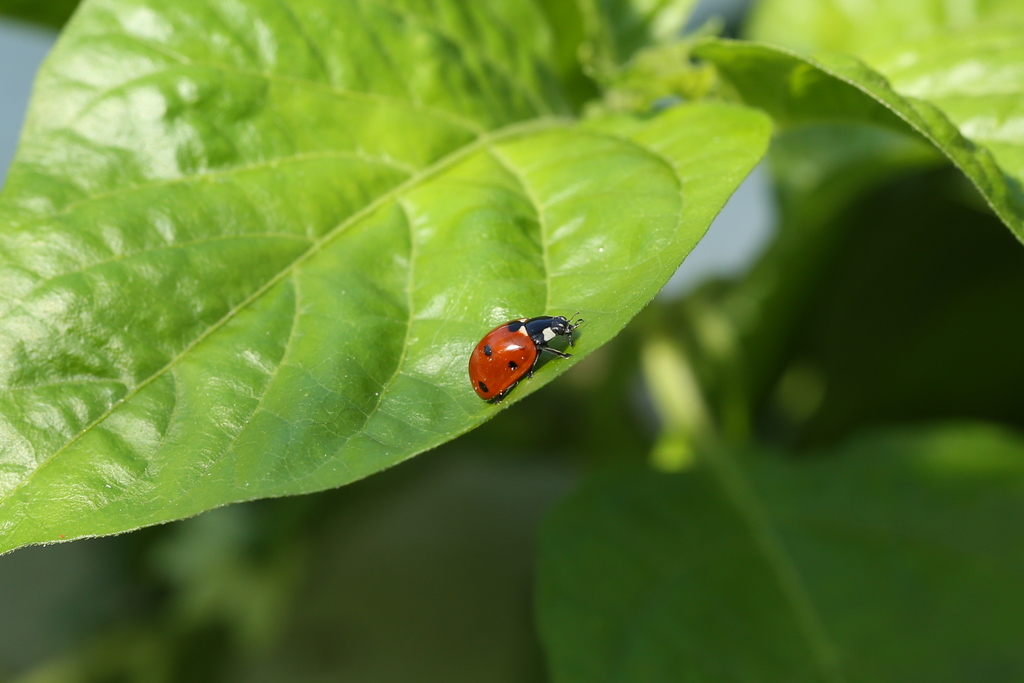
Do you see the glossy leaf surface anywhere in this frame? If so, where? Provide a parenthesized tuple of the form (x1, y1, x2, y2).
(0, 0, 770, 552)
(539, 424, 1024, 682)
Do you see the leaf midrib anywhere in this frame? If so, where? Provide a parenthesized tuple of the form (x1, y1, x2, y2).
(487, 146, 553, 314)
(707, 447, 845, 683)
(0, 116, 569, 510)
(338, 197, 418, 453)
(0, 149, 405, 332)
(4, 146, 416, 232)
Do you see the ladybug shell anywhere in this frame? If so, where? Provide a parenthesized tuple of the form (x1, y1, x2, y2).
(468, 320, 538, 401)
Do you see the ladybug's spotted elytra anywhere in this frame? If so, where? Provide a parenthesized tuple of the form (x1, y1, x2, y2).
(469, 314, 583, 402)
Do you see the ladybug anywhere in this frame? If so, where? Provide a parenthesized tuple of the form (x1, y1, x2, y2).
(468, 314, 583, 402)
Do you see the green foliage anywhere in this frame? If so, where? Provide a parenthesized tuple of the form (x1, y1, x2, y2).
(0, 0, 768, 554)
(535, 0, 1024, 680)
(2, 0, 1024, 679)
(540, 425, 1024, 682)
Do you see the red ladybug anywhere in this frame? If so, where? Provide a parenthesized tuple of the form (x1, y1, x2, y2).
(468, 314, 583, 402)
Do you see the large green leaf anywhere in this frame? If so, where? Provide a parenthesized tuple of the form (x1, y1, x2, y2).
(538, 424, 1024, 682)
(696, 37, 1024, 241)
(0, 0, 770, 553)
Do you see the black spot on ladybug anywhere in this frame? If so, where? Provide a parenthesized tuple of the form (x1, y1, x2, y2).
(507, 321, 523, 332)
(508, 361, 518, 370)
(483, 344, 492, 357)
(478, 380, 489, 394)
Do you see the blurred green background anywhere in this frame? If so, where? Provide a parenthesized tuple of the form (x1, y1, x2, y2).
(3, 0, 1024, 680)
(0, 2, 757, 680)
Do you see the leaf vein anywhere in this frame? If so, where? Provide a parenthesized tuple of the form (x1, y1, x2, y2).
(269, 0, 334, 85)
(368, 0, 553, 116)
(333, 196, 418, 453)
(6, 149, 414, 232)
(0, 233, 314, 335)
(222, 272, 303, 484)
(709, 448, 846, 683)
(0, 117, 569, 510)
(487, 146, 552, 313)
(85, 32, 485, 134)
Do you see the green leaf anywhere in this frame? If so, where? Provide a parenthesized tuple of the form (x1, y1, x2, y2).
(0, 0, 770, 553)
(691, 31, 1024, 429)
(538, 424, 1024, 682)
(747, 0, 1023, 56)
(695, 38, 1024, 241)
(738, 2, 1024, 244)
(508, 0, 700, 109)
(863, 25, 1024, 205)
(0, 0, 79, 29)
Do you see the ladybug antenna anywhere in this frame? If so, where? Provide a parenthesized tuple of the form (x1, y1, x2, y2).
(564, 312, 584, 347)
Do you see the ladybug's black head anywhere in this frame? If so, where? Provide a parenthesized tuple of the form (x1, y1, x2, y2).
(549, 313, 584, 347)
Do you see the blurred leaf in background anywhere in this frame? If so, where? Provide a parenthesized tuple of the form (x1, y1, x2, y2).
(5, 443, 579, 682)
(540, 424, 1024, 683)
(695, 123, 946, 438)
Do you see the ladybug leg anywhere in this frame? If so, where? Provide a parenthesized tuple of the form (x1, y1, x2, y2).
(488, 379, 521, 404)
(527, 353, 543, 379)
(540, 346, 572, 359)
